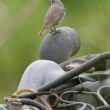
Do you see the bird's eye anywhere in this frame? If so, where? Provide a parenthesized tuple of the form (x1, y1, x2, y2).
(51, 0, 55, 3)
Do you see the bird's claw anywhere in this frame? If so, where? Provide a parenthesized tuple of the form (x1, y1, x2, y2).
(50, 29, 61, 35)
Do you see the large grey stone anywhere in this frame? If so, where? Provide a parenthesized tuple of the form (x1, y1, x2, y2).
(18, 60, 65, 90)
(39, 27, 80, 63)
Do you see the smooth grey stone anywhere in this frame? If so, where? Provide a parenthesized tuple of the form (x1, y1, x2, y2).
(40, 27, 80, 63)
(18, 60, 65, 90)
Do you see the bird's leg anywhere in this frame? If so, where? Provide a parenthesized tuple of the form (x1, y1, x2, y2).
(53, 26, 56, 31)
(50, 27, 54, 33)
(53, 25, 61, 33)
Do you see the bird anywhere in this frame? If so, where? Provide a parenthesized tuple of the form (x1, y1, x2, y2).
(38, 0, 65, 36)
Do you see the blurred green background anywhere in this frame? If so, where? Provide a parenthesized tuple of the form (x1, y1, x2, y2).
(0, 0, 110, 102)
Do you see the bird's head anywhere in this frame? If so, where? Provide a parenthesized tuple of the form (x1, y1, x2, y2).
(49, 0, 60, 4)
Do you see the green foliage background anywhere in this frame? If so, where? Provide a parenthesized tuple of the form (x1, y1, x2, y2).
(0, 0, 110, 102)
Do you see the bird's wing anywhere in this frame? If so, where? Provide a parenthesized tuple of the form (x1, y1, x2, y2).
(44, 5, 64, 28)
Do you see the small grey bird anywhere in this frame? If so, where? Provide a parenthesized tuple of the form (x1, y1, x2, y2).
(38, 0, 65, 36)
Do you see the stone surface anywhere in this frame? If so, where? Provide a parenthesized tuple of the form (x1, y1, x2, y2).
(18, 60, 65, 90)
(39, 27, 80, 63)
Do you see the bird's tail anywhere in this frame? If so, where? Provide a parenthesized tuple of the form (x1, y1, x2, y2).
(38, 25, 46, 36)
